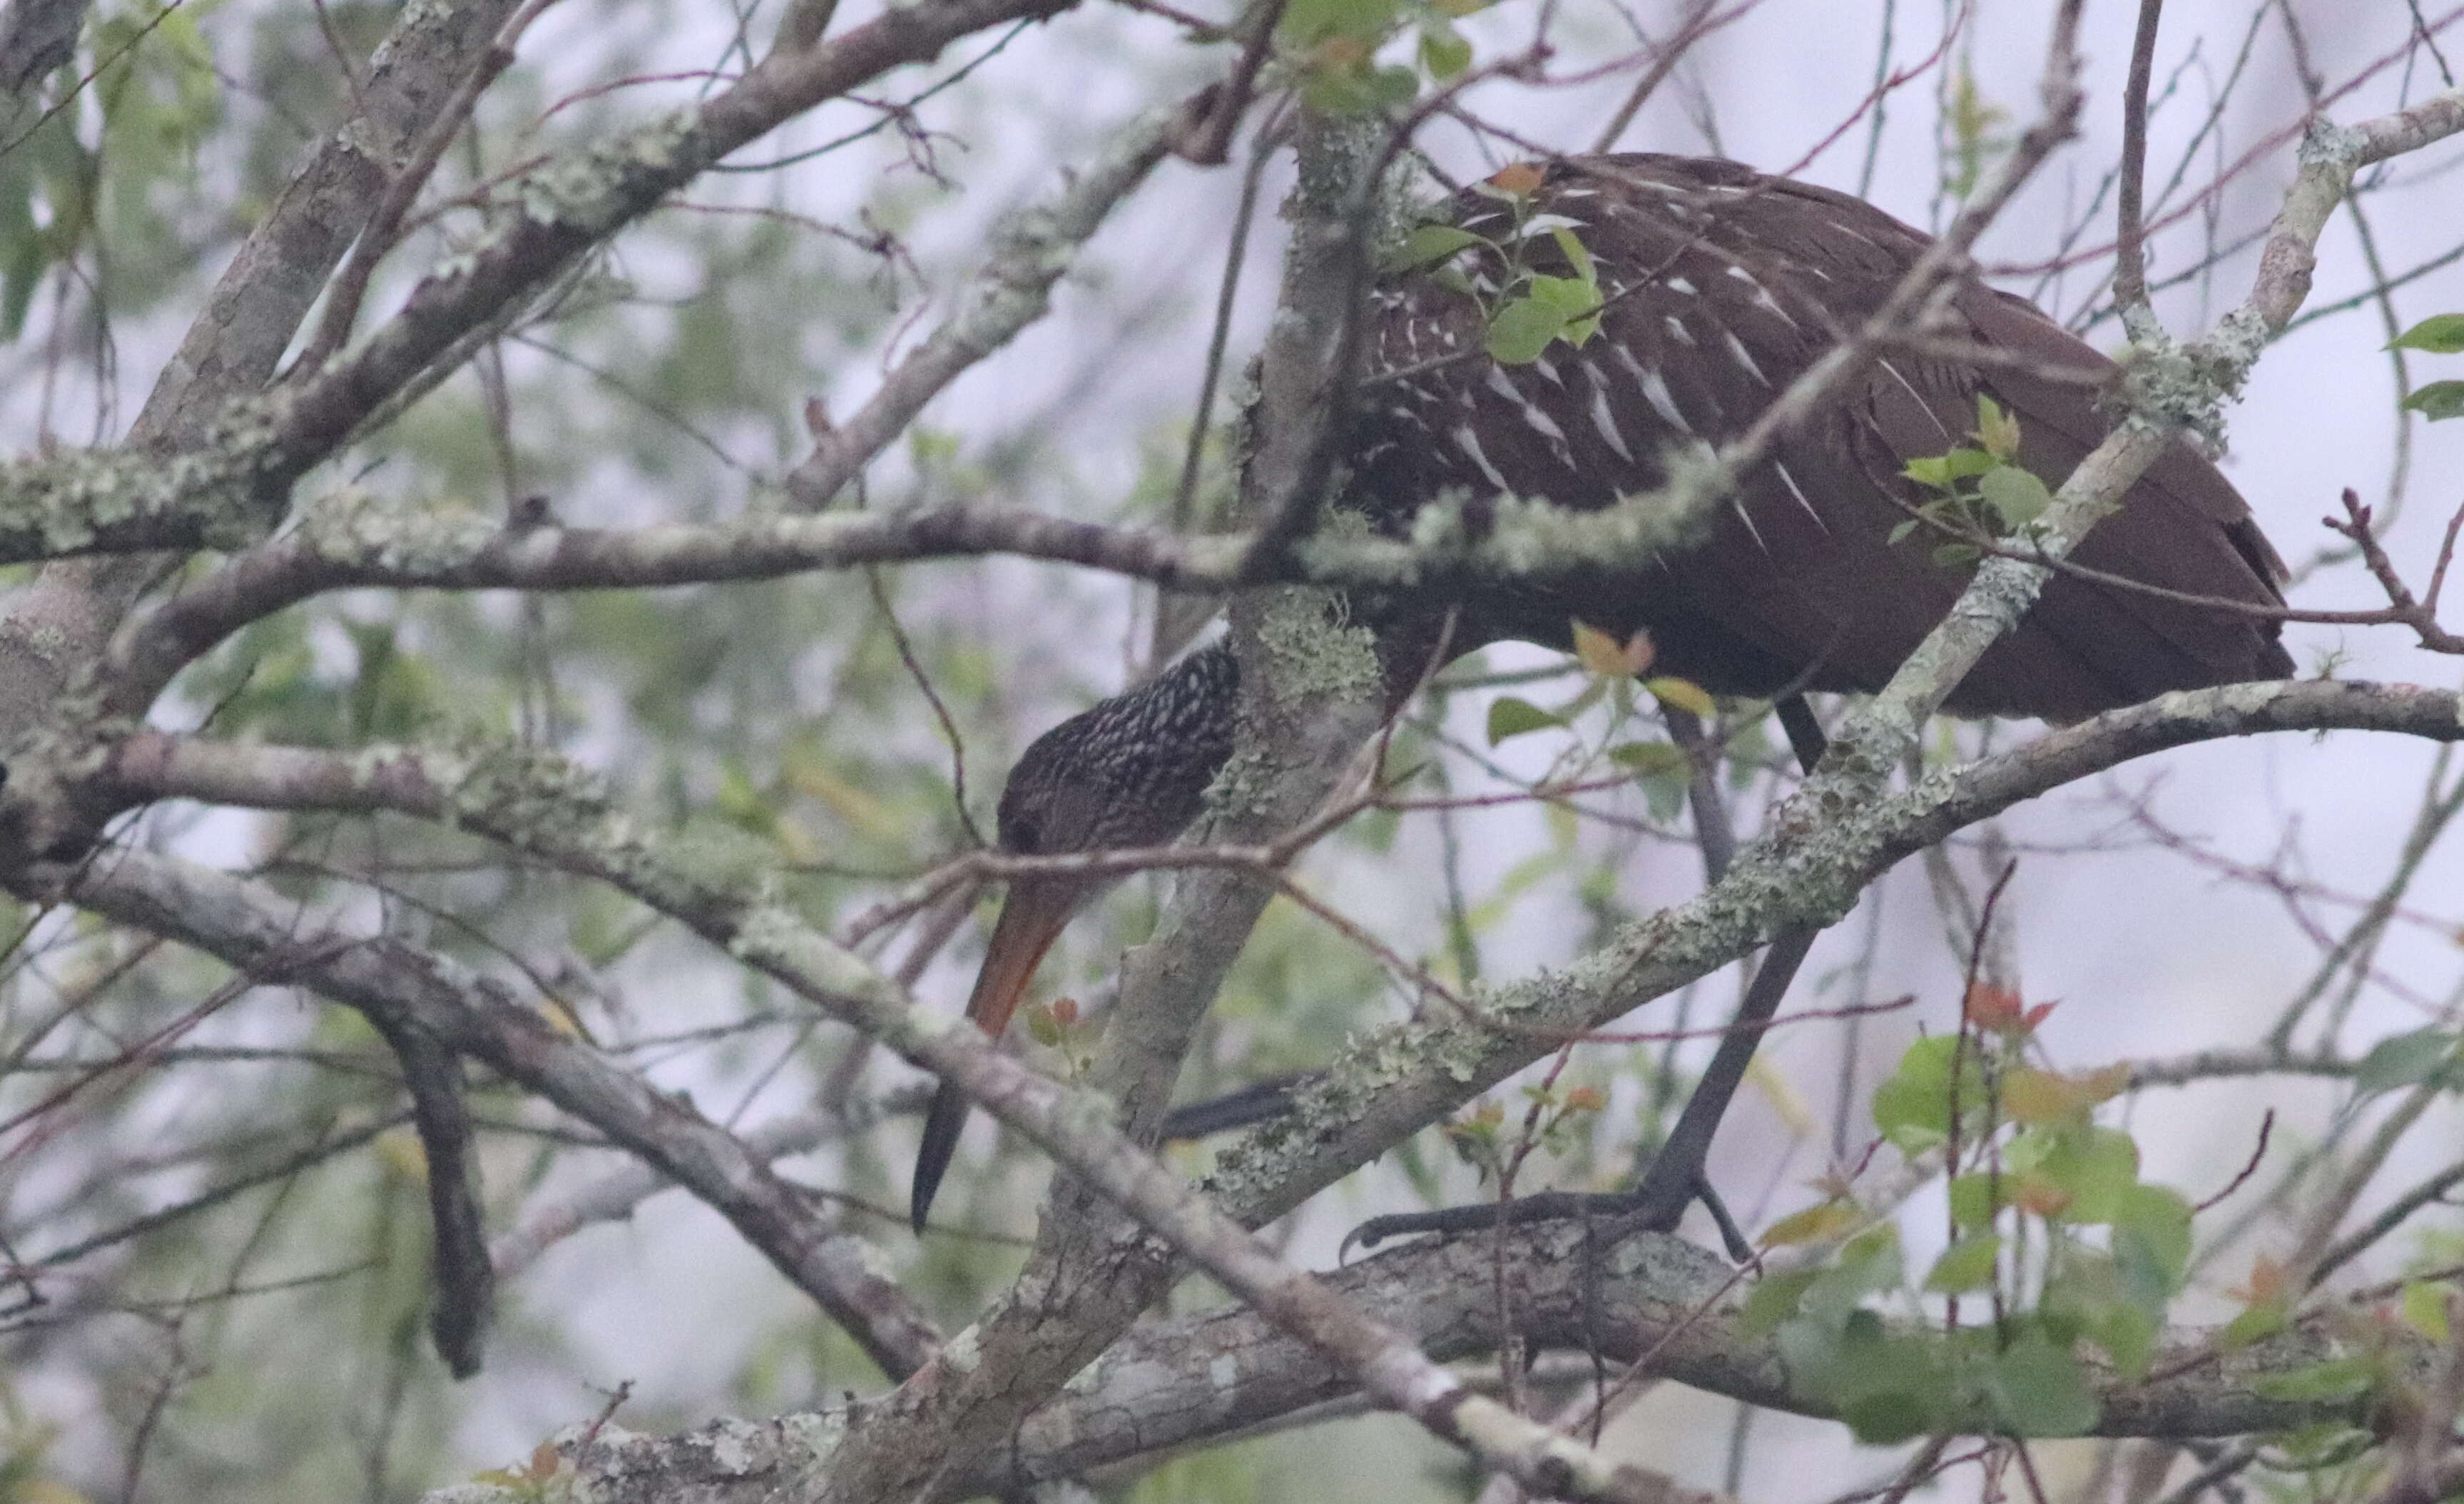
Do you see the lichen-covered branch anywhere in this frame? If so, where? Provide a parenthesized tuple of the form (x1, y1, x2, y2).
(1775, 76, 2464, 884)
(86, 741, 1678, 1504)
(781, 97, 1204, 509)
(1201, 677, 2464, 1230)
(262, 0, 1081, 487)
(424, 1221, 2419, 1504)
(94, 481, 1749, 721)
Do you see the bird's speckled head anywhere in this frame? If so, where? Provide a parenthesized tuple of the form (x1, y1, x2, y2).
(910, 642, 1247, 1230)
(993, 643, 1241, 860)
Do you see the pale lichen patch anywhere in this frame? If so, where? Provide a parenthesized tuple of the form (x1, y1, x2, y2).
(298, 486, 499, 574)
(705, 1417, 768, 1477)
(937, 1322, 984, 1375)
(0, 397, 282, 564)
(1252, 589, 1380, 707)
(514, 109, 701, 235)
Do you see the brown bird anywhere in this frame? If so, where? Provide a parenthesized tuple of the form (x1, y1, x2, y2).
(908, 153, 2291, 1233)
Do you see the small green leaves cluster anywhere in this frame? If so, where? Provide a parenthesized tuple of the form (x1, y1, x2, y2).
(1275, 0, 1485, 116)
(1893, 395, 2056, 568)
(1020, 995, 1101, 1080)
(1387, 163, 1606, 366)
(1744, 988, 2196, 1443)
(2352, 1024, 2464, 1094)
(1939, 66, 2012, 205)
(2390, 313, 2464, 422)
(1439, 1081, 1604, 1180)
(1482, 622, 1724, 820)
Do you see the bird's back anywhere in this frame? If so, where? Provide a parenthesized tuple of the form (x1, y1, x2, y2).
(1345, 153, 2291, 721)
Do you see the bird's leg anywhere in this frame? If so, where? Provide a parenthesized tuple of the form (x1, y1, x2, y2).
(1619, 696, 1827, 1234)
(1345, 696, 1829, 1259)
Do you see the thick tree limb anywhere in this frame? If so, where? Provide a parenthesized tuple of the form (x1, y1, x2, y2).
(94, 485, 1751, 721)
(130, 0, 529, 448)
(0, 0, 529, 769)
(424, 1222, 2419, 1503)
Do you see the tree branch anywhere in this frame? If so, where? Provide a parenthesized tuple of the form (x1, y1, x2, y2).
(36, 846, 943, 1381)
(438, 1221, 2429, 1503)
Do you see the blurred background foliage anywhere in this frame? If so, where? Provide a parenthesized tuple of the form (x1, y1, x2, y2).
(0, 0, 2457, 1498)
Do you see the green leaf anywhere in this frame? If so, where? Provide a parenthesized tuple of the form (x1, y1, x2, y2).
(1643, 676, 1716, 718)
(1417, 24, 1472, 78)
(1808, 1226, 1903, 1314)
(2389, 313, 2464, 354)
(1946, 1172, 2002, 1231)
(1607, 741, 1689, 777)
(1485, 696, 1562, 746)
(2354, 1027, 2457, 1092)
(1637, 768, 1686, 820)
(1924, 1234, 2002, 1293)
(1871, 1035, 1982, 1150)
(2268, 1423, 2378, 1470)
(1738, 1269, 1821, 1338)
(1368, 63, 1421, 106)
(2400, 380, 2464, 421)
(1524, 273, 1602, 345)
(1941, 446, 2000, 481)
(1279, 0, 1400, 46)
(1388, 223, 1485, 273)
(2093, 1302, 2159, 1381)
(1932, 542, 1980, 568)
(2249, 1356, 2376, 1403)
(1547, 226, 1595, 285)
(1979, 466, 2052, 529)
(1761, 1199, 1860, 1249)
(2017, 1125, 2139, 1224)
(1786, 1313, 1948, 1443)
(0, 226, 41, 342)
(2112, 1183, 2193, 1297)
(1974, 394, 2022, 462)
(2402, 1281, 2452, 1342)
(1985, 1329, 2099, 1436)
(1901, 455, 1951, 489)
(1485, 295, 1565, 365)
(1887, 519, 1920, 544)
(2221, 1300, 2289, 1350)
(1839, 1389, 1937, 1445)
(1299, 56, 1418, 114)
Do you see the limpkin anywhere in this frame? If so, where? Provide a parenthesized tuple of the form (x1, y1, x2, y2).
(909, 153, 2291, 1233)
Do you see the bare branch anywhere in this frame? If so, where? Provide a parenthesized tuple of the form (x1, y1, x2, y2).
(780, 96, 1203, 509)
(263, 0, 1084, 489)
(2112, 0, 2164, 317)
(472, 1221, 2434, 1503)
(39, 845, 943, 1381)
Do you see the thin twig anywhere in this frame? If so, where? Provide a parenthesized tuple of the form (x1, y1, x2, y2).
(2112, 0, 2167, 316)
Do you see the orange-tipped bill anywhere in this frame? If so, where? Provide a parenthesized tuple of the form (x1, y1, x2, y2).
(909, 876, 1088, 1232)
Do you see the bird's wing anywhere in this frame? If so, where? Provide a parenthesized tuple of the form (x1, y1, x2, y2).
(1348, 153, 2291, 719)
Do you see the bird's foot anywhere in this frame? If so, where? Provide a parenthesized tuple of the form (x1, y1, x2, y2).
(1340, 1171, 1753, 1263)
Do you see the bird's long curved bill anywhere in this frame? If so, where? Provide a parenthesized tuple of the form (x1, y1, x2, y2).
(910, 878, 1080, 1232)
